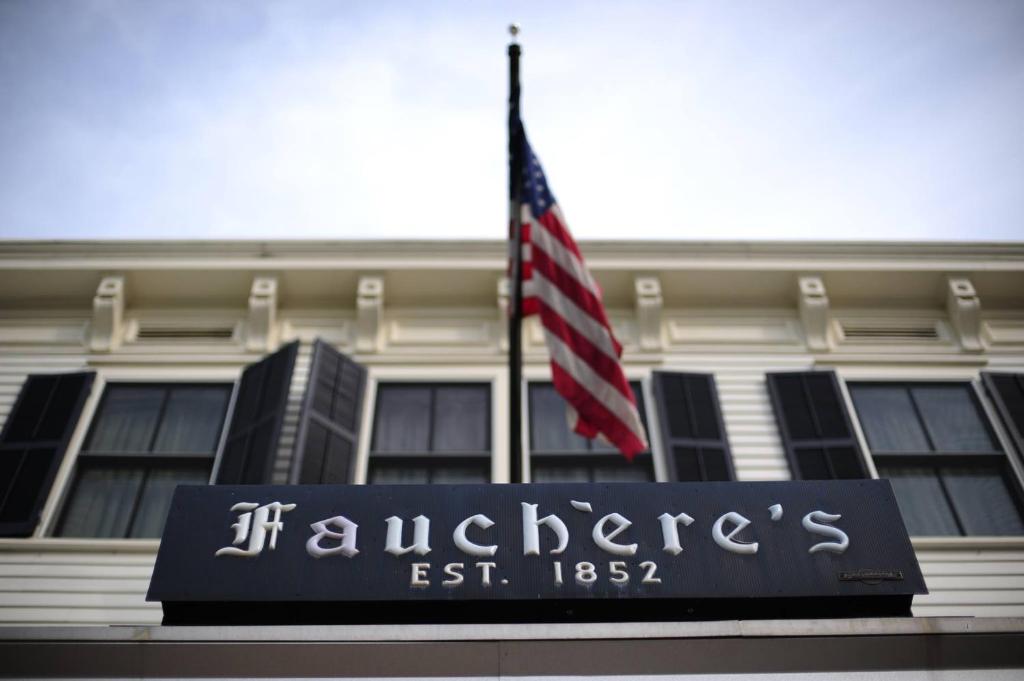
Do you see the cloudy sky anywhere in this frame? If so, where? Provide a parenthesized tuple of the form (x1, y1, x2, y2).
(1, 1, 1022, 241)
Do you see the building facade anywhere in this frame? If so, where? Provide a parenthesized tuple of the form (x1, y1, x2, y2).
(1, 239, 1024, 677)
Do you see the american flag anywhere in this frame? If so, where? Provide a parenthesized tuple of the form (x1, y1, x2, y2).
(512, 131, 649, 459)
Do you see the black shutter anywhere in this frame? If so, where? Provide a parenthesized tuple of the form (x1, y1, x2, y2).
(983, 372, 1024, 458)
(766, 371, 868, 480)
(0, 372, 95, 536)
(216, 341, 298, 484)
(652, 372, 735, 481)
(290, 339, 366, 484)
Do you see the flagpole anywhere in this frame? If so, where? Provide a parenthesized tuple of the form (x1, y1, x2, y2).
(507, 24, 524, 484)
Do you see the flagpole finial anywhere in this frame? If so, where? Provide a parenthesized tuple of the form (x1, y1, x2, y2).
(508, 23, 520, 42)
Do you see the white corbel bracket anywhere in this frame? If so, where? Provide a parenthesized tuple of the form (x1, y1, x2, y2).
(356, 276, 385, 353)
(947, 277, 982, 352)
(90, 275, 125, 352)
(798, 276, 831, 352)
(634, 276, 663, 351)
(497, 277, 510, 352)
(247, 276, 279, 352)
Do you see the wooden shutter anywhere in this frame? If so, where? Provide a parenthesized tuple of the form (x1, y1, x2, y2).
(652, 372, 735, 481)
(982, 372, 1024, 458)
(216, 341, 298, 484)
(766, 371, 868, 480)
(290, 339, 366, 484)
(0, 372, 95, 536)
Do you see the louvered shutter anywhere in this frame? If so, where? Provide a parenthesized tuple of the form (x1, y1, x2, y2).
(982, 372, 1024, 458)
(766, 371, 868, 480)
(291, 339, 366, 484)
(216, 341, 298, 484)
(0, 372, 95, 536)
(652, 372, 735, 481)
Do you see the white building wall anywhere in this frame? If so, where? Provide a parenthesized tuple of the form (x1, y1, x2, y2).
(1, 241, 1023, 625)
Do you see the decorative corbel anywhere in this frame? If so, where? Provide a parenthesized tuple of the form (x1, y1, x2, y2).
(634, 276, 663, 351)
(246, 276, 278, 352)
(947, 277, 982, 352)
(798, 276, 831, 352)
(90, 275, 124, 352)
(356, 276, 385, 353)
(497, 276, 510, 352)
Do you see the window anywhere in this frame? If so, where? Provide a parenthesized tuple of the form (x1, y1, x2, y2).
(56, 383, 232, 538)
(849, 382, 1024, 536)
(367, 383, 491, 484)
(528, 382, 654, 482)
(652, 372, 735, 481)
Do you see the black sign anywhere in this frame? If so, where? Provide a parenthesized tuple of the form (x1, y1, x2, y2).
(148, 480, 926, 624)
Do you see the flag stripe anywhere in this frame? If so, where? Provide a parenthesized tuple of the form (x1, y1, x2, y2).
(537, 299, 634, 400)
(544, 330, 648, 447)
(530, 242, 623, 356)
(531, 269, 619, 360)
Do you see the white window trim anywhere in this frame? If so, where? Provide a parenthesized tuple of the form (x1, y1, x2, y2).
(36, 366, 241, 540)
(355, 366, 507, 485)
(834, 367, 1024, 546)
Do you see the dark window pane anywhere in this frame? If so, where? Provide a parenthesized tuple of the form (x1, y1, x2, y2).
(673, 446, 702, 481)
(795, 447, 830, 480)
(662, 375, 694, 440)
(434, 386, 489, 452)
(850, 386, 930, 453)
(805, 374, 850, 439)
(58, 466, 144, 538)
(828, 447, 864, 479)
(372, 386, 431, 452)
(87, 388, 164, 453)
(36, 375, 88, 441)
(0, 448, 54, 523)
(129, 465, 210, 538)
(877, 465, 961, 536)
(942, 467, 1024, 536)
(689, 378, 720, 440)
(913, 386, 997, 453)
(4, 376, 56, 442)
(701, 447, 729, 481)
(431, 464, 489, 484)
(152, 388, 230, 454)
(529, 384, 588, 452)
(369, 464, 430, 485)
(774, 375, 816, 440)
(592, 462, 653, 482)
(532, 464, 590, 483)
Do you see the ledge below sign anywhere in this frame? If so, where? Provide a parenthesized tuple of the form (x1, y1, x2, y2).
(147, 480, 926, 625)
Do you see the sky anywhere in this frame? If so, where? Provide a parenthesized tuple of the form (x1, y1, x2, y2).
(0, 0, 1022, 242)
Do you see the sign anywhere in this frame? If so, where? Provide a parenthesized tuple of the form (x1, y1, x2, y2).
(147, 480, 927, 624)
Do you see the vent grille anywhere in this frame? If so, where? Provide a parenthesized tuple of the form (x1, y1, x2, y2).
(135, 326, 236, 342)
(840, 321, 940, 342)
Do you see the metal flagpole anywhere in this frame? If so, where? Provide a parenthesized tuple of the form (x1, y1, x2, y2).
(507, 24, 524, 484)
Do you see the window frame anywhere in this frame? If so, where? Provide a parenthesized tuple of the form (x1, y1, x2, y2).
(44, 377, 237, 539)
(525, 379, 656, 484)
(842, 376, 1024, 538)
(357, 368, 502, 484)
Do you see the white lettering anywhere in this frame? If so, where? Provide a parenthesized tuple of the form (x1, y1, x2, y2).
(306, 515, 359, 558)
(453, 514, 498, 556)
(592, 512, 638, 556)
(385, 515, 431, 557)
(522, 503, 568, 555)
(410, 562, 430, 587)
(802, 511, 850, 554)
(215, 501, 296, 558)
(442, 562, 464, 587)
(476, 561, 496, 587)
(712, 511, 759, 555)
(658, 511, 695, 556)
